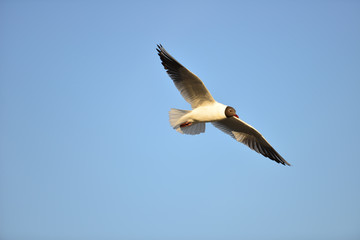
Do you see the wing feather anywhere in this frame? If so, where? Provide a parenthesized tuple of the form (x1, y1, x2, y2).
(157, 44, 215, 108)
(212, 117, 290, 166)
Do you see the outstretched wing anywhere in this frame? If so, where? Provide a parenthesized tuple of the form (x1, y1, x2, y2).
(157, 44, 215, 109)
(212, 117, 290, 166)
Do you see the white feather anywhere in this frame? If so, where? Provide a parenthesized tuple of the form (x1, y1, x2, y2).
(169, 108, 190, 128)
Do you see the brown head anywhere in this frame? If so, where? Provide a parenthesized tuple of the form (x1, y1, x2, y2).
(225, 106, 239, 118)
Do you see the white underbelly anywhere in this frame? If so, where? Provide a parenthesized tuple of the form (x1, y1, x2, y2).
(190, 102, 227, 122)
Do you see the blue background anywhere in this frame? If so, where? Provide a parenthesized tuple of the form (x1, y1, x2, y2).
(1, 1, 359, 239)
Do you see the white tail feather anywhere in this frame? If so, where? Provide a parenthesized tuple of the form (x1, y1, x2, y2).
(169, 108, 206, 135)
(169, 108, 190, 128)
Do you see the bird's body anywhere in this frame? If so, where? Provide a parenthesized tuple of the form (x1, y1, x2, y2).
(157, 44, 290, 166)
(172, 102, 227, 127)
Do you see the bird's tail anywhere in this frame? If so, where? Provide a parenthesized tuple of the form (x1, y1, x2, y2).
(169, 108, 205, 135)
(169, 108, 190, 128)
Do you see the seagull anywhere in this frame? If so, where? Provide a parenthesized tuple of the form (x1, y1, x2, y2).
(157, 44, 290, 166)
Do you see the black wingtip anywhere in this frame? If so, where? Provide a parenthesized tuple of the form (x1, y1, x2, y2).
(156, 44, 184, 73)
(275, 155, 291, 166)
(156, 44, 163, 52)
(278, 161, 291, 166)
(277, 154, 291, 166)
(284, 161, 291, 166)
(262, 145, 290, 166)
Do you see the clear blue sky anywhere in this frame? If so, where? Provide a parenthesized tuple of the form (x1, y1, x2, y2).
(1, 1, 360, 239)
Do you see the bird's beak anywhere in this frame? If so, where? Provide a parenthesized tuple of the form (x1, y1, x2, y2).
(234, 114, 239, 118)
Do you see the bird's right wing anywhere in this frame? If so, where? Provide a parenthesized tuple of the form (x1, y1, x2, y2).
(157, 44, 215, 109)
(212, 117, 290, 166)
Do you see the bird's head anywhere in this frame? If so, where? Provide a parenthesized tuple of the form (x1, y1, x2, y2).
(225, 106, 239, 118)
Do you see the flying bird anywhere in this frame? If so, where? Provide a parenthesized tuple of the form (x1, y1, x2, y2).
(157, 44, 290, 166)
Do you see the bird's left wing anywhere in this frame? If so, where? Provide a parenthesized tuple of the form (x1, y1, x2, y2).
(157, 44, 215, 108)
(212, 117, 290, 166)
